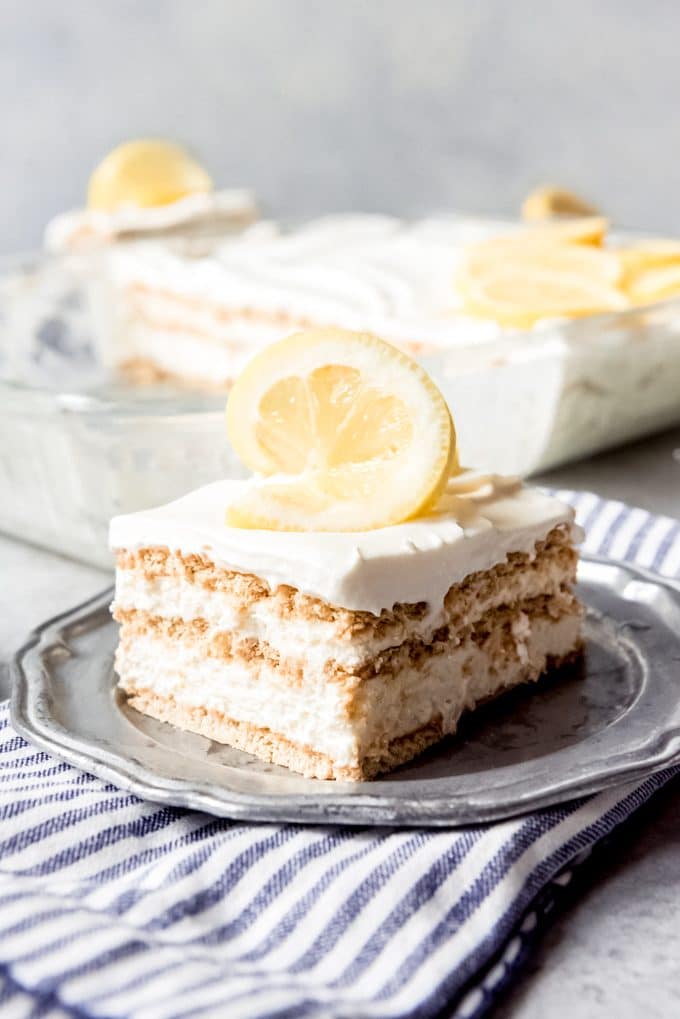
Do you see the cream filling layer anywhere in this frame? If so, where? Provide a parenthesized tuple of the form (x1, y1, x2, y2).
(119, 325, 265, 384)
(109, 478, 576, 618)
(113, 555, 574, 668)
(115, 312, 451, 384)
(116, 613, 581, 766)
(109, 214, 511, 354)
(125, 289, 305, 344)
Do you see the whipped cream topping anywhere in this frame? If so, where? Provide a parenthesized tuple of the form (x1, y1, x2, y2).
(110, 213, 522, 350)
(44, 188, 258, 252)
(109, 471, 577, 618)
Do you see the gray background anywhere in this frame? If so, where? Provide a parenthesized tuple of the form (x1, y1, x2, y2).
(3, 0, 680, 253)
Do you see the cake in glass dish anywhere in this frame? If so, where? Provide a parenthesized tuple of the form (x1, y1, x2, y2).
(110, 329, 583, 780)
(44, 139, 258, 254)
(103, 211, 541, 388)
(100, 207, 680, 479)
(104, 208, 680, 388)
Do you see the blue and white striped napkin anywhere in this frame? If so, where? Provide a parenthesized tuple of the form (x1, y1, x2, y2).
(1, 491, 679, 1019)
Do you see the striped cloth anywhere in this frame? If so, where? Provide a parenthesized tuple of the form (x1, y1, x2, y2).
(1, 491, 679, 1019)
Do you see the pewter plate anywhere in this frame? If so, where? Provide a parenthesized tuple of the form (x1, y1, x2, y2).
(10, 555, 680, 827)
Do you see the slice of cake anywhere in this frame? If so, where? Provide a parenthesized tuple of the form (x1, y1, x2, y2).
(110, 328, 583, 780)
(110, 477, 582, 781)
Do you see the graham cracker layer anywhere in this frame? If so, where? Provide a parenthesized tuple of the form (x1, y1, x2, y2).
(122, 646, 582, 781)
(122, 288, 428, 368)
(114, 524, 577, 641)
(120, 355, 242, 392)
(126, 283, 313, 333)
(119, 357, 213, 389)
(114, 589, 582, 686)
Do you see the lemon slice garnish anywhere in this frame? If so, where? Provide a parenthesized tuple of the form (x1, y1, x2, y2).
(457, 223, 626, 327)
(87, 139, 212, 212)
(462, 237, 620, 285)
(613, 238, 680, 302)
(225, 329, 456, 531)
(619, 238, 680, 278)
(626, 263, 680, 304)
(522, 216, 609, 247)
(522, 185, 600, 221)
(458, 263, 628, 328)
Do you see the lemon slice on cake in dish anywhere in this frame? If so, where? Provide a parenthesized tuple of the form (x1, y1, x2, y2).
(625, 262, 680, 304)
(522, 215, 608, 247)
(521, 185, 600, 222)
(458, 262, 628, 328)
(456, 220, 627, 327)
(225, 328, 456, 532)
(462, 237, 621, 285)
(87, 139, 213, 212)
(619, 239, 680, 301)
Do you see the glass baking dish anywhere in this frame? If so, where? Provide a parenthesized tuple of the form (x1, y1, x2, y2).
(2, 250, 680, 568)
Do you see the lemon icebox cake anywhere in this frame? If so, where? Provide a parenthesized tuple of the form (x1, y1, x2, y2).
(104, 206, 680, 478)
(105, 212, 565, 387)
(106, 208, 680, 390)
(110, 328, 583, 780)
(110, 476, 582, 780)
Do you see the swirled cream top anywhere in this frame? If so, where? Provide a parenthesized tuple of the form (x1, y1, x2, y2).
(109, 471, 578, 617)
(109, 213, 526, 349)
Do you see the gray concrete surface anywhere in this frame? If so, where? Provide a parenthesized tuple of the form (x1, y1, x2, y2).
(3, 1, 680, 252)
